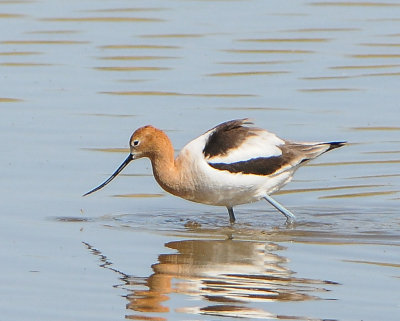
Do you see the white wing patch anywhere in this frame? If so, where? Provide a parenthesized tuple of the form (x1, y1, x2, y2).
(207, 130, 284, 164)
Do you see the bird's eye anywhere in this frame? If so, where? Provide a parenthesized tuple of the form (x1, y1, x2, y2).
(132, 140, 140, 147)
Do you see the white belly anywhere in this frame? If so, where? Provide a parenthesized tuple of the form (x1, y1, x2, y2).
(183, 166, 293, 207)
(172, 140, 294, 207)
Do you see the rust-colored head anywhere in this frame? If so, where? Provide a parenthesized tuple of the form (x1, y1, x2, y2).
(129, 125, 171, 160)
(83, 125, 172, 196)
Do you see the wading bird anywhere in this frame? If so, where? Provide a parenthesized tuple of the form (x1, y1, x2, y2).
(84, 119, 345, 224)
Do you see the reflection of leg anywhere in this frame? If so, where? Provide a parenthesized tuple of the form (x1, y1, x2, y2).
(227, 206, 235, 224)
(263, 194, 296, 223)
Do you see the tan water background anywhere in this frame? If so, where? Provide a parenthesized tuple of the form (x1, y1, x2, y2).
(1, 1, 400, 320)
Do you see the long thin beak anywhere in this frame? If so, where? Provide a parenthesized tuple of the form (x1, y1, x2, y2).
(83, 154, 133, 196)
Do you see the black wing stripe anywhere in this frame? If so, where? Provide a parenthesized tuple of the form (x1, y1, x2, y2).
(203, 119, 255, 159)
(208, 156, 286, 176)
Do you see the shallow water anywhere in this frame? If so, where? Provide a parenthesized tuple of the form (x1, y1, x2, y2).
(1, 1, 400, 320)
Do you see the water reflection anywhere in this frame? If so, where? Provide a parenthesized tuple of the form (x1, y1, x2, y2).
(84, 238, 338, 320)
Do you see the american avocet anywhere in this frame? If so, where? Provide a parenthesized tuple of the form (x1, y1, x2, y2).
(84, 119, 345, 224)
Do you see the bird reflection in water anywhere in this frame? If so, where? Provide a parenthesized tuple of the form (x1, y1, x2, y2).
(84, 239, 338, 320)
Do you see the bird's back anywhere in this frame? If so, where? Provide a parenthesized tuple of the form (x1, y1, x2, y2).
(175, 119, 345, 206)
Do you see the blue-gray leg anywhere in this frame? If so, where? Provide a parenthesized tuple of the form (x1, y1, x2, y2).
(227, 206, 235, 224)
(263, 194, 296, 224)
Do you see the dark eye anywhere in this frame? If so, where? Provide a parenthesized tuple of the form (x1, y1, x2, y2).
(132, 140, 140, 147)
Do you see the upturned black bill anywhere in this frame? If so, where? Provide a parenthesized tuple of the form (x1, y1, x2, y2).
(83, 154, 133, 196)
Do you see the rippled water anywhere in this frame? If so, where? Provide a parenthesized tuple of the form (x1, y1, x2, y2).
(1, 1, 400, 320)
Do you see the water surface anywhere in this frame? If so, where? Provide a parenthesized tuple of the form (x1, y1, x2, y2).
(1, 1, 399, 320)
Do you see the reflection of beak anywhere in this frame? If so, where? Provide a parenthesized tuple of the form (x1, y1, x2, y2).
(83, 154, 133, 196)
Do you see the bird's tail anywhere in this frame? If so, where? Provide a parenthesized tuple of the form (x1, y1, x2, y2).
(299, 141, 346, 162)
(325, 141, 347, 152)
(282, 141, 346, 166)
